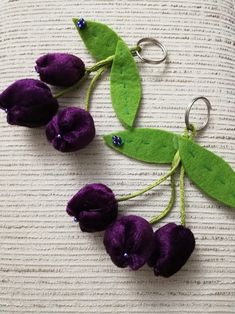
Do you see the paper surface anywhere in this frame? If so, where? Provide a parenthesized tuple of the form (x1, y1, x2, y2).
(0, 0, 234, 313)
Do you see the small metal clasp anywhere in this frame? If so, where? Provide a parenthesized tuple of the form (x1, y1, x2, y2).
(136, 37, 168, 64)
(185, 96, 212, 131)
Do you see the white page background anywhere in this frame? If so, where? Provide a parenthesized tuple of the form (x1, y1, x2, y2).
(0, 0, 235, 313)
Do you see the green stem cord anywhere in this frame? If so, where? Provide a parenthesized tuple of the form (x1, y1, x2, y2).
(86, 45, 140, 73)
(117, 128, 195, 225)
(84, 66, 107, 111)
(178, 127, 190, 227)
(179, 164, 186, 226)
(53, 46, 140, 99)
(178, 126, 196, 227)
(117, 151, 181, 203)
(149, 173, 176, 225)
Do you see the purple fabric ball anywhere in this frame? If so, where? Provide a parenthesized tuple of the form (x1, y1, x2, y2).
(0, 79, 58, 128)
(35, 53, 85, 87)
(67, 183, 118, 232)
(148, 223, 195, 277)
(46, 107, 95, 152)
(104, 215, 154, 270)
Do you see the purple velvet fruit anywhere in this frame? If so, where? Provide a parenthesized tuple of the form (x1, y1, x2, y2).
(148, 223, 195, 277)
(46, 107, 95, 152)
(104, 215, 154, 270)
(35, 53, 85, 87)
(0, 79, 58, 128)
(67, 183, 118, 232)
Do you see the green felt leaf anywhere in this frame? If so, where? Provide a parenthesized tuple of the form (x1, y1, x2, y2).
(110, 40, 141, 128)
(73, 18, 120, 61)
(103, 128, 179, 164)
(179, 137, 235, 208)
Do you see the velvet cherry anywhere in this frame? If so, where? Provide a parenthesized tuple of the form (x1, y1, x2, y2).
(148, 223, 195, 277)
(35, 53, 85, 87)
(0, 79, 58, 128)
(66, 183, 118, 232)
(46, 107, 95, 152)
(104, 215, 154, 270)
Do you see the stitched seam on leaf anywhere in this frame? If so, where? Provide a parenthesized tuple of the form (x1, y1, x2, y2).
(186, 146, 234, 203)
(141, 139, 150, 145)
(203, 165, 212, 172)
(120, 65, 129, 116)
(189, 151, 195, 158)
(216, 177, 226, 185)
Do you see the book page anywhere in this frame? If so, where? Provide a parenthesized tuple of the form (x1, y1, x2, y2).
(0, 0, 234, 313)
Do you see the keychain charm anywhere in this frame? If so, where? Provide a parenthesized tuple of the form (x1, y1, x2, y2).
(68, 97, 235, 277)
(0, 17, 234, 280)
(0, 18, 167, 152)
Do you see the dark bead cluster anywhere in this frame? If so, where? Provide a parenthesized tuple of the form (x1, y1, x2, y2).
(112, 135, 124, 147)
(77, 18, 86, 29)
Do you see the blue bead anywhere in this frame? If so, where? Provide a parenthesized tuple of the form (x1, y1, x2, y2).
(73, 217, 78, 222)
(112, 135, 123, 147)
(123, 252, 129, 258)
(77, 18, 86, 29)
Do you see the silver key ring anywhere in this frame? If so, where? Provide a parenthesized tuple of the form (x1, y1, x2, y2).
(136, 37, 168, 64)
(185, 96, 212, 131)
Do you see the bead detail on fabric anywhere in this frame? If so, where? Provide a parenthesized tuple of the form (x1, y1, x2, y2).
(77, 18, 86, 29)
(112, 135, 124, 147)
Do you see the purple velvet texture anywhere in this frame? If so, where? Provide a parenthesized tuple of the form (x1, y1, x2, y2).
(103, 215, 154, 270)
(46, 107, 95, 152)
(148, 223, 195, 277)
(67, 183, 118, 232)
(35, 53, 85, 87)
(0, 79, 58, 128)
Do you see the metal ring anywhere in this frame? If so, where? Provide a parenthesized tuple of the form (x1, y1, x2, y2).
(185, 96, 212, 131)
(136, 37, 168, 64)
